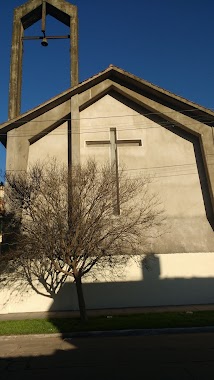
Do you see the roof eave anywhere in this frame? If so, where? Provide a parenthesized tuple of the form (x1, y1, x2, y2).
(1, 65, 214, 135)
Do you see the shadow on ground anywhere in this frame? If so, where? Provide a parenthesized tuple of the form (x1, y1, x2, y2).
(1, 332, 214, 379)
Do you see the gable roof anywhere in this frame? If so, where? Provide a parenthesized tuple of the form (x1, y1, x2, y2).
(1, 65, 214, 146)
(1, 65, 214, 217)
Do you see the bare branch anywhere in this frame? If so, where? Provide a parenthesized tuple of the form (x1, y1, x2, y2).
(0, 159, 165, 321)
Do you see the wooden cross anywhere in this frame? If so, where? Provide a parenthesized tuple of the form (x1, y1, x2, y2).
(86, 128, 142, 215)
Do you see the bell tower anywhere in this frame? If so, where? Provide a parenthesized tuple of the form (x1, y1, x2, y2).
(9, 0, 78, 120)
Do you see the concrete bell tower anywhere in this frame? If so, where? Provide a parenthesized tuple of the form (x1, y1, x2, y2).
(9, 0, 78, 120)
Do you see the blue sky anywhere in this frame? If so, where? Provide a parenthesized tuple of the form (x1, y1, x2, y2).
(1, 0, 214, 175)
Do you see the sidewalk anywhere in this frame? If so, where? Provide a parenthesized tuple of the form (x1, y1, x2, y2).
(1, 303, 214, 320)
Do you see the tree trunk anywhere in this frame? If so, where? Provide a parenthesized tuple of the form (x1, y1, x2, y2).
(75, 275, 88, 322)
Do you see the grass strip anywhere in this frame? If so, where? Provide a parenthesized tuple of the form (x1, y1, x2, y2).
(0, 311, 214, 336)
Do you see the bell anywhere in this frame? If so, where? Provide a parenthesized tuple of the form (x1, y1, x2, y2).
(41, 37, 48, 47)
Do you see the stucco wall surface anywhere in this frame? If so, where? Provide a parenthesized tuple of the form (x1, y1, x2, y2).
(80, 94, 214, 253)
(2, 91, 213, 314)
(0, 252, 214, 314)
(28, 122, 68, 166)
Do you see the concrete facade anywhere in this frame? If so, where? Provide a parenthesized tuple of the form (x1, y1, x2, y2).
(1, 252, 214, 313)
(0, 65, 214, 313)
(80, 93, 214, 253)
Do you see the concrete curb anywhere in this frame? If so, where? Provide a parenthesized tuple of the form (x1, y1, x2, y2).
(1, 326, 214, 340)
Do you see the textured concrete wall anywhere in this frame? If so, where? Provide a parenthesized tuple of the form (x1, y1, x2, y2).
(17, 92, 214, 253)
(28, 122, 68, 166)
(5, 91, 214, 250)
(80, 94, 214, 253)
(2, 84, 213, 314)
(6, 100, 70, 172)
(1, 252, 214, 314)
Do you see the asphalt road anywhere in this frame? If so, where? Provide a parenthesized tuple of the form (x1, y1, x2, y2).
(1, 332, 214, 379)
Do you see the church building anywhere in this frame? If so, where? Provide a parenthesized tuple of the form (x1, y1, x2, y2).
(0, 0, 213, 314)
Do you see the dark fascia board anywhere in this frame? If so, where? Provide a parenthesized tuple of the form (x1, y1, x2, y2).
(16, 0, 76, 29)
(21, 5, 42, 29)
(109, 68, 214, 127)
(0, 70, 111, 134)
(46, 3, 70, 26)
(0, 136, 6, 148)
(1, 65, 214, 136)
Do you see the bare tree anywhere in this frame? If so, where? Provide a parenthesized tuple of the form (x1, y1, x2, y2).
(1, 160, 164, 321)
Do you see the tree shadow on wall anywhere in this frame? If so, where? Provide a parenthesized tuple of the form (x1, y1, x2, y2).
(2, 254, 214, 379)
(47, 254, 214, 314)
(2, 253, 214, 317)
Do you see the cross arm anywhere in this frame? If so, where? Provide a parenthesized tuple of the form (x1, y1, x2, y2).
(86, 140, 110, 146)
(116, 139, 142, 146)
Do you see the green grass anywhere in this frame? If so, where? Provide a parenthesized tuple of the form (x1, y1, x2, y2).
(1, 311, 214, 336)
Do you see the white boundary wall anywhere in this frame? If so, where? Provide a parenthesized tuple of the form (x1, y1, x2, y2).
(1, 252, 214, 314)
